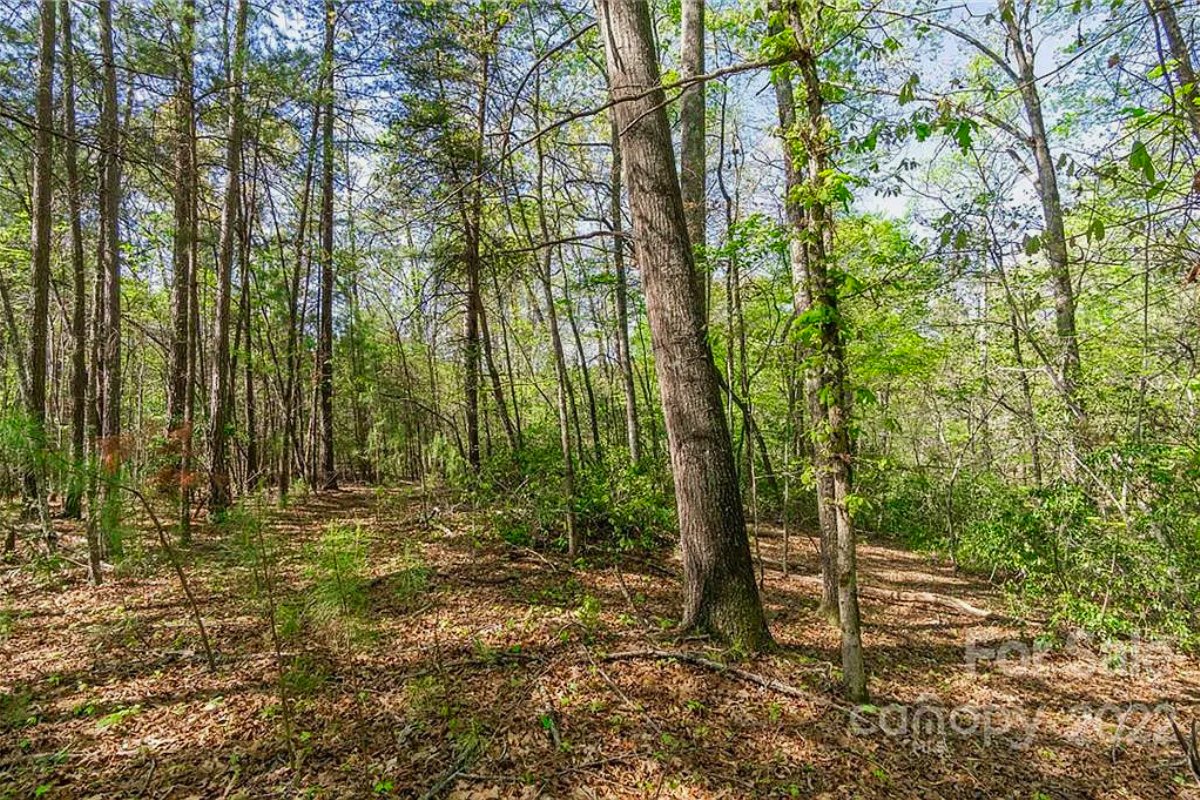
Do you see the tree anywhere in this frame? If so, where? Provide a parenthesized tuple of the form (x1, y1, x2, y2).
(609, 119, 641, 464)
(317, 0, 338, 490)
(771, 0, 868, 699)
(60, 0, 99, 582)
(97, 0, 123, 549)
(596, 0, 770, 649)
(169, 0, 197, 535)
(1146, 0, 1200, 143)
(26, 0, 54, 547)
(679, 0, 707, 321)
(998, 0, 1085, 455)
(769, 5, 837, 624)
(209, 0, 250, 515)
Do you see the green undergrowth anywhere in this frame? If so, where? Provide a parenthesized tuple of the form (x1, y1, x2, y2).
(460, 433, 675, 553)
(862, 445, 1200, 649)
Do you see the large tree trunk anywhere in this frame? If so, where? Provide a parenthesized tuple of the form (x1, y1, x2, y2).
(281, 105, 321, 501)
(169, 0, 196, 536)
(27, 0, 55, 547)
(768, 10, 838, 624)
(1001, 3, 1085, 466)
(1148, 0, 1200, 143)
(60, 4, 92, 575)
(596, 0, 770, 650)
(792, 29, 868, 700)
(208, 0, 249, 515)
(97, 0, 123, 551)
(317, 0, 338, 490)
(609, 119, 641, 463)
(679, 0, 707, 321)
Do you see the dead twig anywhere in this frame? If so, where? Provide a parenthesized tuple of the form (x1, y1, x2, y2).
(602, 648, 815, 702)
(1168, 711, 1200, 785)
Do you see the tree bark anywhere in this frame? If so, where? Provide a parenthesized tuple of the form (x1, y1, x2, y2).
(478, 296, 518, 453)
(27, 0, 55, 547)
(317, 0, 338, 490)
(97, 0, 123, 550)
(1000, 2, 1085, 464)
(281, 104, 321, 500)
(169, 0, 196, 536)
(208, 0, 249, 515)
(769, 4, 838, 625)
(792, 28, 867, 700)
(679, 0, 707, 322)
(1147, 0, 1200, 143)
(60, 2, 90, 555)
(596, 0, 770, 650)
(461, 47, 491, 474)
(534, 75, 578, 557)
(609, 119, 641, 463)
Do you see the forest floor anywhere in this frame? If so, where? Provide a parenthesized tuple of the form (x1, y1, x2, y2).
(2, 485, 1199, 799)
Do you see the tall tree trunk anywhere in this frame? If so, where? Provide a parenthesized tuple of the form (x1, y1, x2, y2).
(1001, 2, 1085, 465)
(97, 0, 123, 551)
(208, 0, 249, 515)
(596, 0, 770, 650)
(281, 104, 321, 500)
(769, 4, 837, 622)
(27, 0, 55, 547)
(169, 0, 196, 536)
(478, 297, 518, 453)
(792, 27, 867, 700)
(317, 0, 338, 490)
(239, 159, 259, 489)
(61, 3, 91, 565)
(562, 264, 602, 462)
(679, 0, 707, 322)
(609, 119, 641, 463)
(490, 268, 524, 447)
(534, 77, 578, 557)
(462, 46, 491, 474)
(1147, 0, 1200, 143)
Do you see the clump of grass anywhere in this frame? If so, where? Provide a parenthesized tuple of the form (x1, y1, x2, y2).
(95, 704, 141, 731)
(0, 689, 35, 731)
(0, 608, 16, 641)
(393, 541, 432, 611)
(306, 523, 369, 618)
(280, 654, 329, 698)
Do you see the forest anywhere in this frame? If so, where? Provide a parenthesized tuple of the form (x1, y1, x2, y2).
(1, 0, 1199, 795)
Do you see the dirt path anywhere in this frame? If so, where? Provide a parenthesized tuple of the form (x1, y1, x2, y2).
(2, 486, 1197, 798)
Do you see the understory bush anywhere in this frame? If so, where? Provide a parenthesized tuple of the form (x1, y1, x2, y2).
(460, 427, 674, 553)
(862, 444, 1200, 646)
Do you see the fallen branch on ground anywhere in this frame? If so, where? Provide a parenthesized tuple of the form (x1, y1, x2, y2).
(785, 572, 1001, 620)
(603, 648, 814, 701)
(1168, 712, 1200, 785)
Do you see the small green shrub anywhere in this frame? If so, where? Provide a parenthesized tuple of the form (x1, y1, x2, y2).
(306, 523, 369, 618)
(281, 654, 329, 697)
(860, 444, 1200, 647)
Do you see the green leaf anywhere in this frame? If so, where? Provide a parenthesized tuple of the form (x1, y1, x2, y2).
(1129, 140, 1155, 182)
(954, 119, 974, 153)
